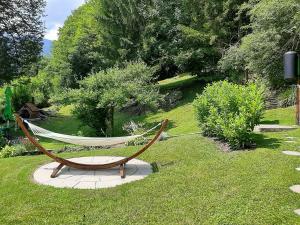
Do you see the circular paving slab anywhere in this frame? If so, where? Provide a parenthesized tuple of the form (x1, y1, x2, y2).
(33, 156, 152, 189)
(290, 185, 300, 194)
(282, 151, 300, 156)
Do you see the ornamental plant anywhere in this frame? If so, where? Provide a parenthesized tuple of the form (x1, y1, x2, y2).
(193, 81, 265, 149)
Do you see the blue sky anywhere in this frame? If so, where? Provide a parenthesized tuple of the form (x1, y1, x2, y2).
(44, 0, 85, 40)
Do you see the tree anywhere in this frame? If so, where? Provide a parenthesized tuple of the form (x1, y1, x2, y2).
(63, 62, 161, 136)
(49, 0, 102, 89)
(0, 0, 45, 82)
(141, 0, 182, 79)
(97, 0, 148, 68)
(142, 0, 249, 79)
(48, 0, 251, 85)
(220, 0, 300, 86)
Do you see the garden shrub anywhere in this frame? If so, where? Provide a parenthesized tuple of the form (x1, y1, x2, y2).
(11, 77, 33, 110)
(31, 70, 53, 108)
(278, 87, 296, 108)
(9, 73, 53, 111)
(0, 145, 16, 158)
(0, 144, 28, 158)
(193, 81, 265, 149)
(18, 137, 36, 152)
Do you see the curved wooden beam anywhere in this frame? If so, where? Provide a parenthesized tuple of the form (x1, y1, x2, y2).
(15, 114, 168, 178)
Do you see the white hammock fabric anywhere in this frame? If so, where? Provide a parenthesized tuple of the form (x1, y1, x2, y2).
(25, 120, 161, 147)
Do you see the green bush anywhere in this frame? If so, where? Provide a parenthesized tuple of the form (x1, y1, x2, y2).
(193, 81, 264, 149)
(54, 62, 161, 136)
(0, 145, 16, 158)
(0, 144, 27, 158)
(31, 69, 54, 108)
(9, 71, 53, 111)
(11, 77, 33, 110)
(18, 137, 37, 152)
(278, 87, 296, 108)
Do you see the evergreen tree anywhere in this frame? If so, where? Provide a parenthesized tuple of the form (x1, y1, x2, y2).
(97, 0, 148, 68)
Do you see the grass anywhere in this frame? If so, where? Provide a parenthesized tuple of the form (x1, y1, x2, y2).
(33, 105, 95, 149)
(1, 78, 300, 224)
(114, 84, 202, 136)
(262, 106, 295, 125)
(1, 131, 300, 224)
(158, 73, 199, 91)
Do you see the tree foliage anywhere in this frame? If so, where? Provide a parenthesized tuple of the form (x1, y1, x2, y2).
(49, 0, 102, 88)
(57, 62, 160, 135)
(0, 0, 45, 82)
(97, 0, 147, 68)
(220, 0, 300, 86)
(50, 0, 250, 82)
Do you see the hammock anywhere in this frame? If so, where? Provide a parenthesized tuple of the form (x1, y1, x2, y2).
(24, 120, 161, 147)
(15, 114, 169, 178)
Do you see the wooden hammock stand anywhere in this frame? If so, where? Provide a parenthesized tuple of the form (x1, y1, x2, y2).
(15, 114, 168, 179)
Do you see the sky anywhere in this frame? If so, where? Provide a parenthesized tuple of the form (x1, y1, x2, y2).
(44, 0, 86, 40)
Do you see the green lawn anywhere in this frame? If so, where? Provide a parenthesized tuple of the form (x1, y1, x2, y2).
(1, 81, 300, 224)
(262, 106, 296, 125)
(1, 129, 300, 224)
(158, 73, 199, 91)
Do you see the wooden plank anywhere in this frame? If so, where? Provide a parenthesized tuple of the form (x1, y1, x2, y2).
(51, 163, 64, 178)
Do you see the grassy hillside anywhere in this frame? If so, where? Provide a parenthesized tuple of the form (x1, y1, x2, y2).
(1, 77, 300, 224)
(36, 75, 204, 149)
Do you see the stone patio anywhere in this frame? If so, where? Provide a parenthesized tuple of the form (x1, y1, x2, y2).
(254, 124, 297, 132)
(33, 156, 152, 189)
(282, 151, 300, 156)
(294, 209, 300, 216)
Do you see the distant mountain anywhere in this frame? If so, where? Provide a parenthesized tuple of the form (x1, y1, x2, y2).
(42, 39, 53, 56)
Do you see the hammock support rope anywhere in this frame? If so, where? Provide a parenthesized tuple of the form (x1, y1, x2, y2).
(15, 114, 168, 179)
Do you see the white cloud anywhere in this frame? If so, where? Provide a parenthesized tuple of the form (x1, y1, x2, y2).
(44, 0, 86, 40)
(45, 23, 62, 40)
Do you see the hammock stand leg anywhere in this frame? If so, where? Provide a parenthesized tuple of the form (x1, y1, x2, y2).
(51, 163, 64, 178)
(120, 164, 126, 179)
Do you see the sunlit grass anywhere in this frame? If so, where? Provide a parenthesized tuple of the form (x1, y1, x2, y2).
(262, 106, 296, 126)
(1, 78, 300, 224)
(158, 73, 198, 91)
(1, 132, 300, 224)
